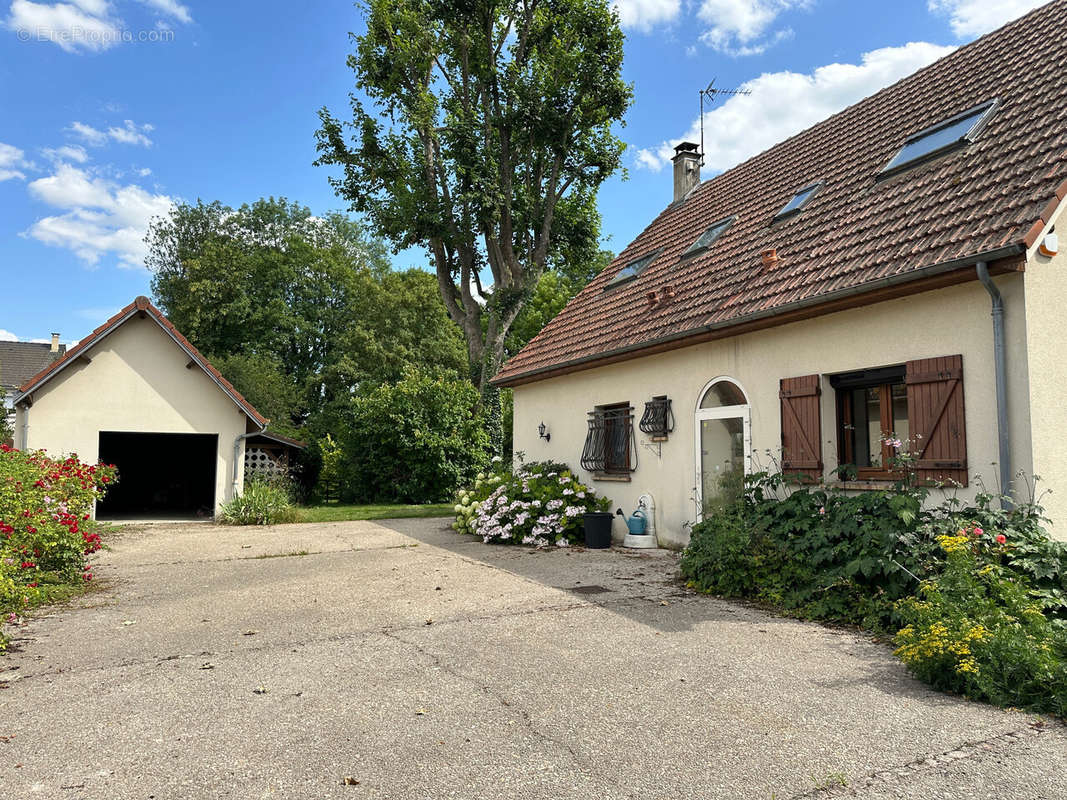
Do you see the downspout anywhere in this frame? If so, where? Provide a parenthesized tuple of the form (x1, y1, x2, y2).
(20, 403, 29, 451)
(975, 261, 1012, 504)
(232, 427, 264, 500)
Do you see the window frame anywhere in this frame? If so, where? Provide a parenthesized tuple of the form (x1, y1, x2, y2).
(773, 182, 822, 221)
(604, 248, 663, 290)
(681, 216, 736, 259)
(879, 99, 998, 178)
(831, 365, 907, 480)
(580, 402, 635, 476)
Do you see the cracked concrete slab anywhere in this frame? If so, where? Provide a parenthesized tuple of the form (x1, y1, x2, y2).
(1, 518, 1063, 799)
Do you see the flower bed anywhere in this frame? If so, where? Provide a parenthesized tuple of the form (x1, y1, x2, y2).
(1, 445, 116, 648)
(453, 459, 610, 547)
(681, 472, 1067, 717)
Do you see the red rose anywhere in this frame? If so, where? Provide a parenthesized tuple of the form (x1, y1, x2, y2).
(995, 534, 1007, 544)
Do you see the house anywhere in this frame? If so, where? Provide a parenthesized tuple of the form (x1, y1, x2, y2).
(1, 335, 65, 439)
(13, 297, 268, 520)
(495, 1, 1067, 546)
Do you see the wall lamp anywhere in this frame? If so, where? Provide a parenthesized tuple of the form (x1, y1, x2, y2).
(538, 421, 551, 442)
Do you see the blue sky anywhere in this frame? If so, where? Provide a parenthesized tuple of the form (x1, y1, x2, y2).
(0, 0, 1045, 342)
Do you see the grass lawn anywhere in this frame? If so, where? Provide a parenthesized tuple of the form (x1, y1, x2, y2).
(295, 503, 454, 523)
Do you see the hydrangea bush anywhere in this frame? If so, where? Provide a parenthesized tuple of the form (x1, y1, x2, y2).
(1, 445, 116, 647)
(453, 459, 610, 547)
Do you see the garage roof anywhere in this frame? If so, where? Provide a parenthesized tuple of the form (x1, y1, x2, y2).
(15, 296, 268, 427)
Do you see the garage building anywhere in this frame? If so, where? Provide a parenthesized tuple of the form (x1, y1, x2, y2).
(13, 297, 268, 520)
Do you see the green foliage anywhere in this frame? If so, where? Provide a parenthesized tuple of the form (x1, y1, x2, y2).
(452, 460, 610, 546)
(316, 0, 632, 397)
(895, 534, 1067, 716)
(1, 446, 115, 648)
(681, 471, 1067, 716)
(147, 197, 467, 439)
(218, 479, 299, 526)
(341, 369, 490, 504)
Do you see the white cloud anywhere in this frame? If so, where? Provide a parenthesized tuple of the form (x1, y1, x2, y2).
(136, 166, 151, 176)
(69, 118, 153, 147)
(25, 163, 174, 268)
(136, 0, 190, 23)
(42, 144, 89, 163)
(6, 0, 123, 53)
(613, 0, 680, 32)
(69, 120, 107, 145)
(697, 0, 808, 55)
(928, 0, 1043, 38)
(0, 329, 17, 342)
(0, 141, 30, 181)
(634, 41, 955, 173)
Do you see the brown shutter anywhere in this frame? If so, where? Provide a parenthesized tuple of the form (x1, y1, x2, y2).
(906, 355, 968, 487)
(780, 374, 822, 482)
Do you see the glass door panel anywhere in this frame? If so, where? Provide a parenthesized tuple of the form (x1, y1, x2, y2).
(700, 416, 745, 509)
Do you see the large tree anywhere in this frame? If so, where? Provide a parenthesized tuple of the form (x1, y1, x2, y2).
(146, 197, 467, 434)
(315, 0, 631, 426)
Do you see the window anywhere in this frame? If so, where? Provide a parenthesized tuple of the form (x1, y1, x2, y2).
(580, 403, 635, 475)
(774, 182, 821, 220)
(831, 366, 908, 477)
(639, 395, 674, 439)
(683, 216, 735, 258)
(881, 100, 997, 175)
(605, 248, 662, 288)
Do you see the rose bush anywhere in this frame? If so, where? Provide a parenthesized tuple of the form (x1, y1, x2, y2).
(1, 444, 116, 648)
(453, 460, 610, 547)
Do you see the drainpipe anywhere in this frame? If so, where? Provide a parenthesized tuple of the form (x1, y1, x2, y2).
(20, 404, 29, 450)
(232, 429, 263, 500)
(975, 261, 1011, 504)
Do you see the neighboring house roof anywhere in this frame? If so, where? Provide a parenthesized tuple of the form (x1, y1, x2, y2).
(0, 341, 66, 392)
(15, 296, 269, 427)
(494, 0, 1067, 387)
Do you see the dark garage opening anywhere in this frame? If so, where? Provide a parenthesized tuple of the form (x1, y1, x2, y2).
(97, 432, 218, 520)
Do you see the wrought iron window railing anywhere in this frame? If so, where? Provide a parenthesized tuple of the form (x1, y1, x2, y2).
(581, 404, 636, 474)
(639, 395, 674, 438)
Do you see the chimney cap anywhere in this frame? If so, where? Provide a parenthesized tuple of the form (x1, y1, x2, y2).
(674, 141, 700, 155)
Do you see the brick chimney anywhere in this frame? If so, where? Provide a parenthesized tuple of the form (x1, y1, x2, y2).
(50, 333, 60, 353)
(672, 142, 701, 203)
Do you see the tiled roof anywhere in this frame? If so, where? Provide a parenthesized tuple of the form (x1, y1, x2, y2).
(0, 341, 65, 391)
(494, 0, 1067, 386)
(16, 296, 268, 427)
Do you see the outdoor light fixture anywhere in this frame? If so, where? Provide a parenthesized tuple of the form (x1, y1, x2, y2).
(538, 421, 551, 442)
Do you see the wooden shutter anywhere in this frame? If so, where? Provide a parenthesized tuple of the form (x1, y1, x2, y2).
(780, 374, 823, 482)
(906, 355, 968, 487)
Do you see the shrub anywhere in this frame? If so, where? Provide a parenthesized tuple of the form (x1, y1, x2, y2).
(452, 460, 610, 547)
(341, 369, 490, 504)
(218, 478, 298, 525)
(1, 445, 115, 647)
(894, 531, 1067, 716)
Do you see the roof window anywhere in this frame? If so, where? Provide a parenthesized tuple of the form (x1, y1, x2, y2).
(682, 216, 735, 258)
(882, 100, 997, 176)
(605, 248, 663, 288)
(774, 182, 821, 220)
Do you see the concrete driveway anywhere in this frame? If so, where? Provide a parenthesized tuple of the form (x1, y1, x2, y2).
(1, 518, 1064, 799)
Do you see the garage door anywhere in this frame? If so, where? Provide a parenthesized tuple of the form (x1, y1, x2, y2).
(97, 432, 218, 520)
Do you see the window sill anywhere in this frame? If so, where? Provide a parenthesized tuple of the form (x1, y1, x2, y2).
(592, 473, 632, 482)
(827, 479, 898, 492)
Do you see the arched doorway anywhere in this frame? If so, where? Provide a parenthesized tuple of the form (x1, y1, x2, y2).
(695, 377, 751, 517)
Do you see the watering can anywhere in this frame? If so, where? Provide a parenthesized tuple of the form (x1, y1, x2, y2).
(616, 506, 647, 535)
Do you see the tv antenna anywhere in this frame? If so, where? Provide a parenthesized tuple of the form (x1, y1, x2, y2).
(699, 79, 751, 166)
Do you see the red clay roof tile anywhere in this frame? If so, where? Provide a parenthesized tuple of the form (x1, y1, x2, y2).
(495, 1, 1067, 386)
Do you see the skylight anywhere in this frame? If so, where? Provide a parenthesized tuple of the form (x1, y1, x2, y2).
(605, 248, 662, 288)
(882, 100, 997, 175)
(682, 216, 735, 258)
(774, 183, 821, 220)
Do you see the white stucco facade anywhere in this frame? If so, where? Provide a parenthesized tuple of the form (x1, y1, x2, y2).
(14, 314, 254, 516)
(511, 271, 1066, 547)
